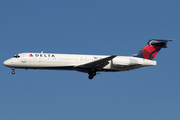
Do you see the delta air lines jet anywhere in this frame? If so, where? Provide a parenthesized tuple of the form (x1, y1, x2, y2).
(3, 39, 173, 79)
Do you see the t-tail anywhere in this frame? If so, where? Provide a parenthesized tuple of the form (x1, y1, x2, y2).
(132, 39, 173, 60)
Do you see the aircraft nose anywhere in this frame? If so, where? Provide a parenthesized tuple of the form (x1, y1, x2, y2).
(3, 59, 13, 67)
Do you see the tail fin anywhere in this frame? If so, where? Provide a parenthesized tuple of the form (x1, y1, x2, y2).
(132, 39, 173, 60)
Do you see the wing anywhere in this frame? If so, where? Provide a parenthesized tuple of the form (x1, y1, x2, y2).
(74, 55, 117, 72)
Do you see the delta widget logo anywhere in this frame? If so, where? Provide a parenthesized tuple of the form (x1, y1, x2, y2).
(29, 54, 33, 57)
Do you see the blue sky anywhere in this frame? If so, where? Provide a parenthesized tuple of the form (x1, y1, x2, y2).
(0, 0, 179, 120)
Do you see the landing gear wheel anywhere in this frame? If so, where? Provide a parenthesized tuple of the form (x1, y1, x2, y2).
(88, 75, 94, 80)
(12, 71, 15, 75)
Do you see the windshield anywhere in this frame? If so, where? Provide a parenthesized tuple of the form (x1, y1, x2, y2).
(13, 54, 20, 58)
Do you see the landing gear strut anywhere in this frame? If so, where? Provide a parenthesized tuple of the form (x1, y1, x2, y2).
(11, 68, 15, 75)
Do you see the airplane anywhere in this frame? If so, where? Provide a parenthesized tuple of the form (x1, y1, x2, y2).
(3, 39, 173, 80)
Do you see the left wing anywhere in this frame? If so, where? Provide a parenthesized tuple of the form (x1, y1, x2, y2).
(74, 55, 117, 71)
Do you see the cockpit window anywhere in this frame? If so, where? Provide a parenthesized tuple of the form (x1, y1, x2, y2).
(13, 54, 20, 58)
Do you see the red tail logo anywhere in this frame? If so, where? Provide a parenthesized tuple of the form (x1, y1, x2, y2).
(132, 39, 172, 60)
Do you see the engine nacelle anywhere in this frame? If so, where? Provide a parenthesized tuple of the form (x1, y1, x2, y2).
(112, 58, 139, 66)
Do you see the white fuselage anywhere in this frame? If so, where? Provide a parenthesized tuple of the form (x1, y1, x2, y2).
(3, 52, 156, 72)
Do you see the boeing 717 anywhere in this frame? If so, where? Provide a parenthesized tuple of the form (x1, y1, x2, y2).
(3, 39, 173, 79)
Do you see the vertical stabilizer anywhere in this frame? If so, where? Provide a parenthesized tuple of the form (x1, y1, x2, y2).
(132, 39, 173, 60)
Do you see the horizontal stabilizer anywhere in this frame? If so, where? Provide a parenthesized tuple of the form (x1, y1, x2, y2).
(148, 39, 174, 48)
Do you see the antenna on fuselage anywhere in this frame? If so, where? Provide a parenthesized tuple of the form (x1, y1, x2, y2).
(41, 51, 43, 54)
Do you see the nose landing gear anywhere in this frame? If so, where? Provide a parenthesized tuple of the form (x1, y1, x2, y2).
(11, 68, 15, 75)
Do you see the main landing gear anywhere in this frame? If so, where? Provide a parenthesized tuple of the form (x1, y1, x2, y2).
(88, 71, 97, 80)
(11, 68, 15, 75)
